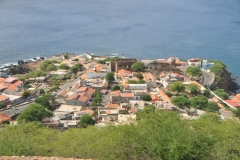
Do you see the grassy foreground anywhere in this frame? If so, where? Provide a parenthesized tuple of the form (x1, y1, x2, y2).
(1, 111, 240, 160)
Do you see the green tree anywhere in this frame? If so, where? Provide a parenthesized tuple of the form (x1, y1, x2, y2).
(143, 104, 156, 113)
(131, 62, 145, 72)
(206, 102, 219, 112)
(203, 89, 211, 97)
(39, 88, 45, 94)
(73, 58, 79, 61)
(79, 114, 95, 128)
(171, 96, 190, 109)
(40, 60, 53, 71)
(191, 95, 208, 110)
(214, 89, 229, 100)
(70, 66, 79, 74)
(169, 81, 185, 93)
(58, 64, 69, 70)
(185, 66, 202, 78)
(46, 63, 55, 71)
(233, 108, 240, 117)
(93, 97, 102, 103)
(105, 72, 115, 82)
(111, 85, 121, 91)
(90, 102, 97, 106)
(186, 83, 201, 96)
(63, 54, 69, 59)
(166, 91, 173, 97)
(34, 94, 56, 110)
(0, 103, 6, 109)
(18, 103, 53, 123)
(141, 94, 152, 101)
(210, 61, 226, 75)
(22, 90, 31, 98)
(134, 72, 144, 80)
(74, 63, 83, 69)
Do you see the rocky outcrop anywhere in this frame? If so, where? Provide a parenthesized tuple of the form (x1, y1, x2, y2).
(5, 64, 31, 75)
(216, 69, 239, 93)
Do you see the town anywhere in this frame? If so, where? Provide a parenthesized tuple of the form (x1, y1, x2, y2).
(0, 53, 239, 128)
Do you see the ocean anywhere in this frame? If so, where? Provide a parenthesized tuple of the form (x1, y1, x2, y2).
(0, 0, 240, 81)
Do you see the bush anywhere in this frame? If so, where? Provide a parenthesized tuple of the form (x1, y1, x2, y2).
(79, 114, 95, 128)
(131, 62, 145, 72)
(58, 64, 69, 70)
(214, 89, 229, 100)
(141, 94, 152, 101)
(166, 92, 173, 97)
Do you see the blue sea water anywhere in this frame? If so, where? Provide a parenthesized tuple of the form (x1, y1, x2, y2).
(0, 0, 240, 81)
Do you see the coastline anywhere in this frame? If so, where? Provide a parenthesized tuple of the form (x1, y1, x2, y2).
(0, 53, 239, 93)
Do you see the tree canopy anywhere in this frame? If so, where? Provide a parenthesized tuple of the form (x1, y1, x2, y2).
(185, 66, 202, 78)
(214, 89, 229, 100)
(171, 96, 190, 109)
(105, 72, 115, 82)
(40, 60, 55, 71)
(209, 61, 226, 75)
(191, 95, 208, 110)
(111, 85, 121, 91)
(58, 64, 69, 70)
(2, 111, 240, 159)
(134, 72, 144, 80)
(79, 114, 95, 128)
(141, 94, 152, 101)
(206, 102, 219, 112)
(186, 83, 201, 96)
(22, 90, 31, 98)
(17, 103, 53, 123)
(131, 62, 145, 72)
(169, 81, 185, 93)
(34, 94, 56, 110)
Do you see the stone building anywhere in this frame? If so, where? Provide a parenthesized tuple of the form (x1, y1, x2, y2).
(106, 58, 138, 72)
(146, 59, 180, 75)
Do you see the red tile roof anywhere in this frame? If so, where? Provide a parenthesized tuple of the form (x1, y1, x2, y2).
(224, 100, 240, 107)
(0, 113, 10, 124)
(0, 84, 7, 90)
(0, 77, 5, 83)
(129, 107, 136, 113)
(110, 90, 121, 97)
(101, 89, 107, 94)
(78, 95, 89, 102)
(0, 95, 9, 102)
(4, 77, 17, 83)
(76, 87, 88, 93)
(105, 104, 120, 108)
(121, 93, 134, 98)
(86, 88, 95, 95)
(59, 90, 68, 96)
(7, 84, 18, 91)
(72, 84, 80, 89)
(66, 94, 79, 100)
(79, 92, 90, 99)
(12, 80, 23, 86)
(86, 69, 95, 73)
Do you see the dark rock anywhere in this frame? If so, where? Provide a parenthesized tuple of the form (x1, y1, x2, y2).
(18, 60, 25, 65)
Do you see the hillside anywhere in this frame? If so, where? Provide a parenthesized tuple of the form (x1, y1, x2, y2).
(1, 111, 240, 160)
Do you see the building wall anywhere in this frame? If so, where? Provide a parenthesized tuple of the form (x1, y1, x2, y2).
(66, 99, 86, 106)
(86, 72, 107, 79)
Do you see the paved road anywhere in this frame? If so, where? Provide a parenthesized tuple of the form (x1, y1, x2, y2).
(201, 69, 214, 86)
(1, 101, 34, 117)
(58, 72, 84, 92)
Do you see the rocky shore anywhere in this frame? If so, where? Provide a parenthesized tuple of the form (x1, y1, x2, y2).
(215, 69, 240, 94)
(0, 57, 45, 75)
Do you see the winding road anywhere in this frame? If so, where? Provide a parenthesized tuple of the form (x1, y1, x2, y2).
(201, 69, 214, 86)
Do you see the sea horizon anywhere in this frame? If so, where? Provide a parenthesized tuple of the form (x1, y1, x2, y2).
(0, 0, 240, 82)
